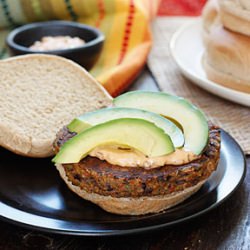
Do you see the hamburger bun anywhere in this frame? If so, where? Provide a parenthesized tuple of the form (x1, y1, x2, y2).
(56, 162, 205, 215)
(0, 54, 112, 157)
(219, 0, 250, 36)
(202, 0, 250, 93)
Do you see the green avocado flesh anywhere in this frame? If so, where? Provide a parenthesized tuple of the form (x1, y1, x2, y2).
(53, 118, 175, 164)
(67, 107, 184, 148)
(113, 91, 209, 155)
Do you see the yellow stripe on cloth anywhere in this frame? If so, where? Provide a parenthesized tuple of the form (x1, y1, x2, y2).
(49, 0, 72, 20)
(87, 0, 115, 77)
(0, 0, 160, 97)
(91, 1, 128, 77)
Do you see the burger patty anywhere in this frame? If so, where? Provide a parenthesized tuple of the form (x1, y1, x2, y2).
(54, 125, 220, 198)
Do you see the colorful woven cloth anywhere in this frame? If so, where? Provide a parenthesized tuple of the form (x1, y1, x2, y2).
(0, 0, 160, 96)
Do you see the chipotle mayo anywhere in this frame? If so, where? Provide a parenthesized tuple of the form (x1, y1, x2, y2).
(89, 145, 200, 169)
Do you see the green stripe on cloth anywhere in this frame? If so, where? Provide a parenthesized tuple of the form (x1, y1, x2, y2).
(64, 0, 78, 21)
(4, 0, 27, 25)
(0, 28, 10, 59)
(0, 0, 19, 27)
(0, 47, 7, 59)
(0, 10, 8, 28)
(31, 0, 46, 20)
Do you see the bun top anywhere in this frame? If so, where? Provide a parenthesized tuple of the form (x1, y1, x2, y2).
(0, 54, 112, 157)
(218, 0, 250, 36)
(239, 0, 250, 10)
(219, 0, 250, 21)
(202, 0, 220, 32)
(202, 0, 250, 93)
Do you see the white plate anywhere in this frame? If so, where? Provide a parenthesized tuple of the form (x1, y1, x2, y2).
(170, 19, 250, 107)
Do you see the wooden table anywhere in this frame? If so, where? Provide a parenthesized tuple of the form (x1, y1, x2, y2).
(0, 69, 249, 250)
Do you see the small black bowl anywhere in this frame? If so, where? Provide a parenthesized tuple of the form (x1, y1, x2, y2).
(6, 20, 104, 70)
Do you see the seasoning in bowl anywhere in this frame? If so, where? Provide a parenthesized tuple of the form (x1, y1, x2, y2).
(29, 36, 85, 51)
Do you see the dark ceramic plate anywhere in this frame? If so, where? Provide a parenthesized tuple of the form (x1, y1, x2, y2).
(0, 130, 246, 236)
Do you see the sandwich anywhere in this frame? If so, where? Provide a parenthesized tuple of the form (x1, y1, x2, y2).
(53, 91, 220, 215)
(0, 54, 220, 215)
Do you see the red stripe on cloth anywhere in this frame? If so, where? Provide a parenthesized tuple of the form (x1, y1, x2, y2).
(95, 0, 105, 28)
(158, 0, 207, 16)
(117, 0, 135, 64)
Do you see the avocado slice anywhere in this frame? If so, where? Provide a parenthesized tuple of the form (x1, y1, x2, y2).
(113, 91, 209, 155)
(67, 107, 184, 148)
(53, 118, 175, 164)
(67, 119, 91, 133)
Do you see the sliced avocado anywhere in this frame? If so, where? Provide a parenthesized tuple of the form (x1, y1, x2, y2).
(67, 118, 91, 133)
(53, 118, 175, 164)
(67, 107, 184, 148)
(113, 91, 209, 155)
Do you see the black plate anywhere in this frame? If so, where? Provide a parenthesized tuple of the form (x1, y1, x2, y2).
(0, 130, 246, 236)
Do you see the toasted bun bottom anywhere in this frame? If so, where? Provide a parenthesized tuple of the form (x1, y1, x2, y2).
(56, 164, 205, 215)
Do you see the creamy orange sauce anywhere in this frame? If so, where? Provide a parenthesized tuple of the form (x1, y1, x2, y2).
(89, 145, 200, 169)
